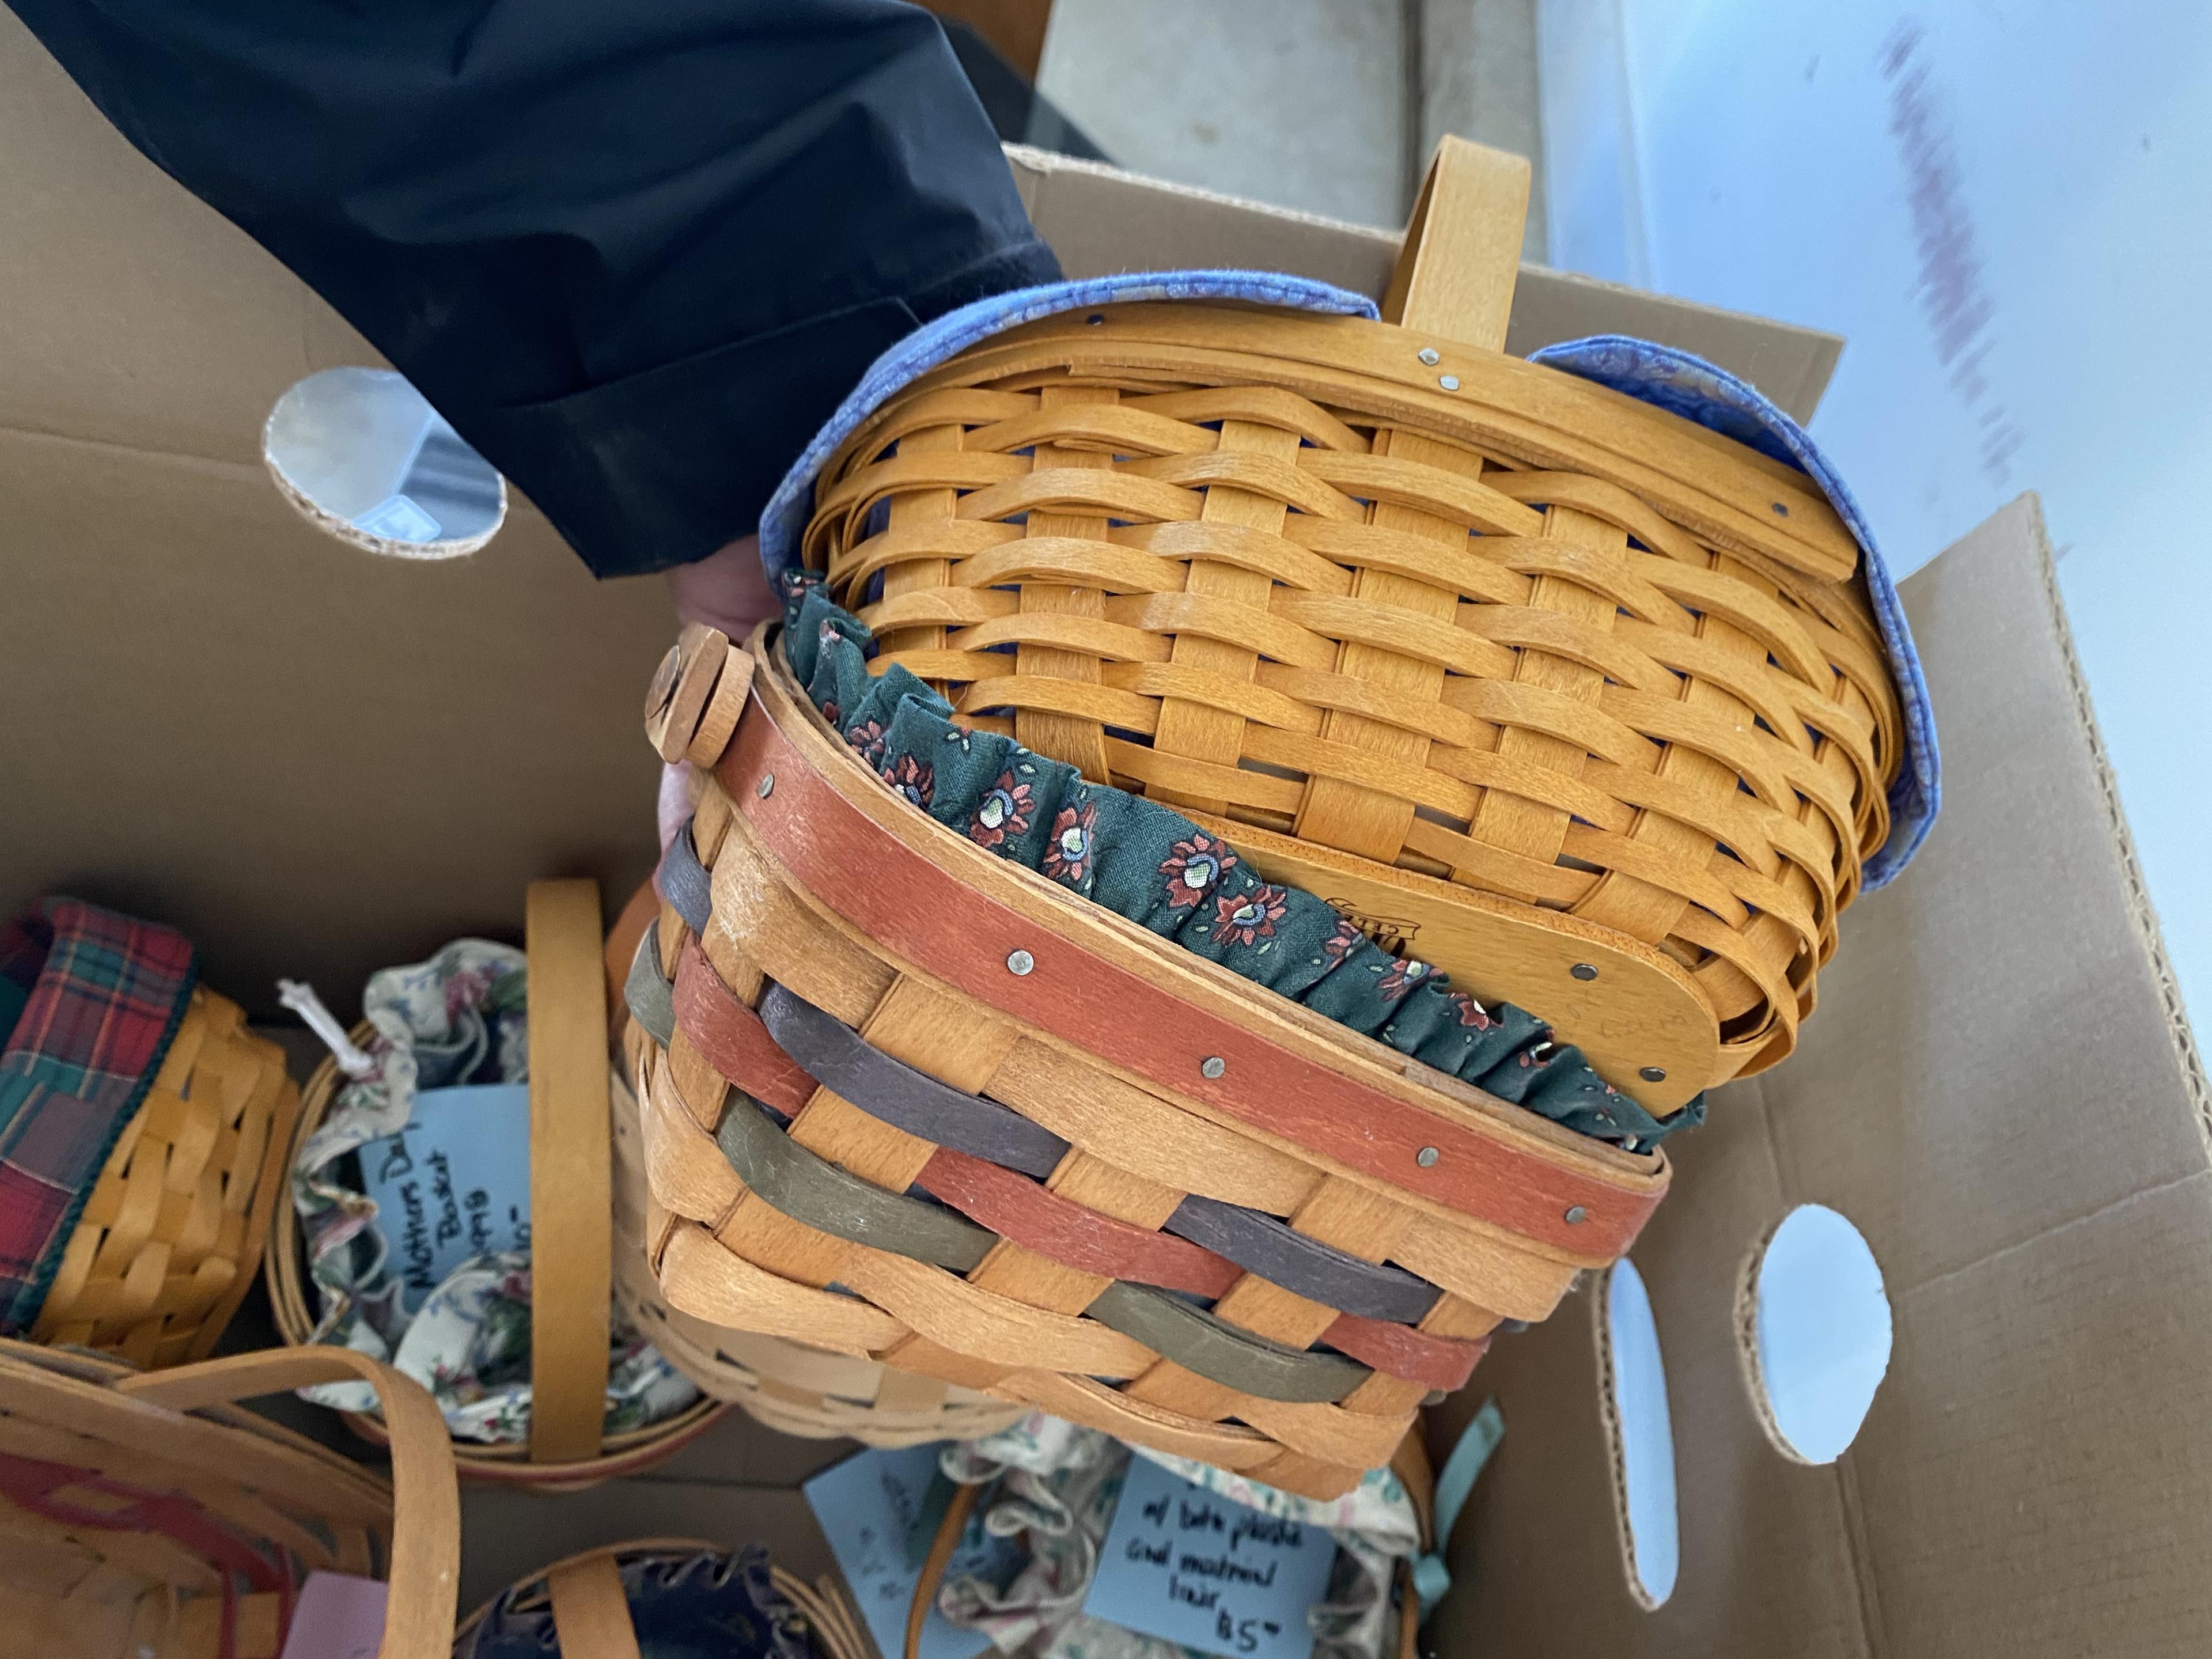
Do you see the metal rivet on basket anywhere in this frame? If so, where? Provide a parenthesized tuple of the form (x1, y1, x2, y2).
(1418, 347, 1441, 366)
(1564, 1205, 1589, 1225)
(1438, 374, 1461, 391)
(756, 773, 774, 799)
(1416, 1146, 1440, 1168)
(1006, 949, 1035, 976)
(1200, 1056, 1226, 1080)
(1639, 1065, 1667, 1082)
(1086, 313, 1107, 325)
(1571, 963, 1598, 981)
(1771, 500, 1791, 516)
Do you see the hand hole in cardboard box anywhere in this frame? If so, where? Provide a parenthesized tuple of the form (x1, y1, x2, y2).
(1596, 1257, 1680, 1610)
(264, 367, 506, 559)
(1737, 1204, 1893, 1465)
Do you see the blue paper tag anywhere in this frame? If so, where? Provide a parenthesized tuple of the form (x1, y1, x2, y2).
(1085, 1457, 1336, 1659)
(803, 1444, 1015, 1659)
(358, 1082, 532, 1312)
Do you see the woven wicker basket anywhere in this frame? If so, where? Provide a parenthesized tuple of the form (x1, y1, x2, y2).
(30, 984, 298, 1369)
(627, 622, 1665, 1501)
(457, 1540, 870, 1659)
(0, 1337, 459, 1659)
(613, 1038, 1023, 1446)
(794, 139, 1903, 1104)
(266, 881, 724, 1491)
(606, 882, 1021, 1448)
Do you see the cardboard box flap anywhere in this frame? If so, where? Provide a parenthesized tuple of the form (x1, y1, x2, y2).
(1006, 144, 1842, 422)
(1437, 494, 2212, 1656)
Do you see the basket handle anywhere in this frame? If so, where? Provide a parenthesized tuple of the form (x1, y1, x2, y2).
(904, 1478, 983, 1659)
(1380, 135, 1532, 351)
(524, 877, 616, 1466)
(114, 1347, 461, 1659)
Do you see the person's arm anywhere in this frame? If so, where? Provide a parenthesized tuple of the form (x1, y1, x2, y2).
(7, 0, 1059, 584)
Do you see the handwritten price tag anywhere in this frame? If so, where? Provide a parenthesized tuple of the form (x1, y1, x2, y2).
(1085, 1456, 1337, 1659)
(358, 1082, 532, 1312)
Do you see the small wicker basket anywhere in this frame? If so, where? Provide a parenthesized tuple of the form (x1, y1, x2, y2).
(794, 139, 1904, 1102)
(457, 1540, 870, 1659)
(28, 983, 298, 1368)
(627, 628, 1664, 1501)
(0, 1337, 459, 1659)
(266, 880, 725, 1491)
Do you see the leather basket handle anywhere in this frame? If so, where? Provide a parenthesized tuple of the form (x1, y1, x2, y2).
(117, 1348, 461, 1659)
(524, 878, 615, 1465)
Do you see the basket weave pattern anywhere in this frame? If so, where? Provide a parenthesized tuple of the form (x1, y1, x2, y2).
(804, 308, 1901, 1080)
(31, 987, 297, 1368)
(631, 642, 1667, 1500)
(612, 1034, 1022, 1447)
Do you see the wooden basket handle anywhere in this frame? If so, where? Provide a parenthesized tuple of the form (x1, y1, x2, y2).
(904, 1479, 983, 1659)
(524, 878, 616, 1466)
(115, 1348, 461, 1659)
(1381, 135, 1532, 351)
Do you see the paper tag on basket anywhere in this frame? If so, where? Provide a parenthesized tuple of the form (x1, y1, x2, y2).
(804, 1444, 1016, 1659)
(280, 1570, 389, 1659)
(358, 1082, 532, 1312)
(1085, 1456, 1337, 1659)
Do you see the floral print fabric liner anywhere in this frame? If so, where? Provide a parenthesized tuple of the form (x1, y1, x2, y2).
(289, 938, 699, 1440)
(935, 1411, 1417, 1659)
(783, 577, 1702, 1147)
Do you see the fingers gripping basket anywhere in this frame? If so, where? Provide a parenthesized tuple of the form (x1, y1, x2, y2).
(793, 140, 1912, 1103)
(266, 881, 724, 1490)
(628, 619, 1666, 1502)
(0, 1339, 459, 1659)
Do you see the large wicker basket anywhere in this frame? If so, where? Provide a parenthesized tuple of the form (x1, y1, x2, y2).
(626, 622, 1665, 1501)
(266, 881, 725, 1491)
(0, 1338, 459, 1659)
(791, 139, 1903, 1104)
(28, 982, 298, 1369)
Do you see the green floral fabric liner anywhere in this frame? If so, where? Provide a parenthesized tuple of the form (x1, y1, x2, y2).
(779, 577, 1702, 1147)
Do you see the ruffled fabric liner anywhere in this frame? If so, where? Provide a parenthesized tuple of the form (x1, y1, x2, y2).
(779, 576, 1703, 1149)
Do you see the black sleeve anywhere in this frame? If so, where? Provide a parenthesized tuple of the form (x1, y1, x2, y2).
(5, 0, 1061, 576)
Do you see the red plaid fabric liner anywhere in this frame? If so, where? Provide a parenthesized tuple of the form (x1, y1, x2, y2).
(0, 898, 197, 1334)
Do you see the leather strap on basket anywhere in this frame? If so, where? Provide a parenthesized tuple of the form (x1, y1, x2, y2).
(525, 880, 614, 1465)
(715, 677, 1657, 1257)
(116, 1349, 462, 1659)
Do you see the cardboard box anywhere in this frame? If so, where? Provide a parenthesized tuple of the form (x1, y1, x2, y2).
(8, 11, 2203, 1652)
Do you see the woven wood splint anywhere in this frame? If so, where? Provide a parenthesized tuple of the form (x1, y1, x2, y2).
(794, 140, 1904, 1100)
(628, 623, 1666, 1500)
(32, 986, 298, 1369)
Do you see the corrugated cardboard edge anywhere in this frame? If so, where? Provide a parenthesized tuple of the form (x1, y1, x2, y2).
(1435, 494, 2212, 1656)
(2034, 524, 2212, 1154)
(1003, 143, 1843, 423)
